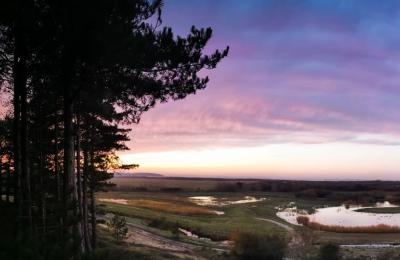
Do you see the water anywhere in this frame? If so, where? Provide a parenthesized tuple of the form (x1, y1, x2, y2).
(98, 198, 128, 204)
(277, 201, 400, 227)
(189, 196, 266, 206)
(341, 244, 400, 248)
(179, 228, 210, 240)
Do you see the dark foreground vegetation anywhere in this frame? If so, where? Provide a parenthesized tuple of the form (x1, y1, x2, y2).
(229, 230, 287, 260)
(0, 0, 228, 258)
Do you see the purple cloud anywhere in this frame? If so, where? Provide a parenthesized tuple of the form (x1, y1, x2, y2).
(121, 1, 400, 153)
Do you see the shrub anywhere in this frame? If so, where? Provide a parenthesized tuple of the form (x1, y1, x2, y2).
(296, 215, 310, 226)
(148, 217, 172, 230)
(171, 221, 180, 238)
(316, 241, 341, 260)
(230, 230, 287, 260)
(107, 214, 129, 244)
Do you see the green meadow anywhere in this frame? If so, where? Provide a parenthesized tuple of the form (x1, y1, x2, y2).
(98, 178, 400, 254)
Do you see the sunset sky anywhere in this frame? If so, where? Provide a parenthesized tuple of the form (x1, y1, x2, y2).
(118, 0, 400, 180)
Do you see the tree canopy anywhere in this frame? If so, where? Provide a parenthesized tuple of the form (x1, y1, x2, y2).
(0, 0, 228, 259)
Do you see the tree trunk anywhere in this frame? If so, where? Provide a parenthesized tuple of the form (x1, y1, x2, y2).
(20, 59, 32, 237)
(76, 104, 86, 251)
(55, 107, 60, 201)
(63, 93, 83, 254)
(0, 158, 2, 200)
(6, 157, 11, 203)
(38, 109, 46, 236)
(89, 129, 97, 249)
(90, 183, 97, 249)
(83, 147, 92, 252)
(13, 20, 22, 238)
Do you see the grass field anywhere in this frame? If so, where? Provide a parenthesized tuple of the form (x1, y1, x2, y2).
(97, 178, 400, 259)
(100, 198, 216, 215)
(110, 177, 225, 191)
(98, 191, 290, 242)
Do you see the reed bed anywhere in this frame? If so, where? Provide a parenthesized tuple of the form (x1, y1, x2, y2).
(296, 216, 400, 233)
(126, 199, 215, 215)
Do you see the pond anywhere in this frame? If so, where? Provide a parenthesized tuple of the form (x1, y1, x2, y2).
(189, 196, 266, 206)
(179, 228, 211, 240)
(277, 201, 400, 227)
(98, 198, 128, 204)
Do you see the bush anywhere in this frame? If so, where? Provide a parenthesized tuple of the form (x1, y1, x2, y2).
(107, 214, 129, 244)
(296, 215, 310, 226)
(316, 241, 341, 260)
(230, 230, 287, 260)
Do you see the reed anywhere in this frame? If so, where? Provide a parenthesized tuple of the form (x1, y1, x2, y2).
(126, 199, 215, 215)
(296, 216, 400, 233)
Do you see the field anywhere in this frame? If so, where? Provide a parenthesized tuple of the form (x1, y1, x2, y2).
(97, 177, 400, 259)
(98, 191, 290, 242)
(110, 177, 228, 191)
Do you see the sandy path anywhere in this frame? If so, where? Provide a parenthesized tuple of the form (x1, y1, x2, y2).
(254, 218, 300, 245)
(124, 224, 201, 252)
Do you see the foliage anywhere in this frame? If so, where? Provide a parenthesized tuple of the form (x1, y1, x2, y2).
(387, 195, 400, 205)
(107, 214, 129, 245)
(230, 230, 287, 260)
(171, 221, 180, 238)
(316, 241, 341, 260)
(215, 182, 239, 192)
(0, 0, 228, 257)
(148, 217, 174, 231)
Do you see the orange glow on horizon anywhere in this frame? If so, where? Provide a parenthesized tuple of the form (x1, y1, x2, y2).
(117, 143, 400, 180)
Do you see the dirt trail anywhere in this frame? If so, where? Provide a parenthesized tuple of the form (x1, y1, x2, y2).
(255, 218, 300, 245)
(100, 216, 228, 254)
(125, 223, 201, 252)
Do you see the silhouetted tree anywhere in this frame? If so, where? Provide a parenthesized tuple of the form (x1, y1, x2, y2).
(0, 0, 228, 258)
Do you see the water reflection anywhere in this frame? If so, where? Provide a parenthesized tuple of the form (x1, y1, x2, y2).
(98, 198, 128, 204)
(189, 196, 266, 206)
(277, 201, 400, 227)
(179, 228, 211, 240)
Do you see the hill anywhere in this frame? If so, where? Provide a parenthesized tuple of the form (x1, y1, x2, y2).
(114, 172, 164, 178)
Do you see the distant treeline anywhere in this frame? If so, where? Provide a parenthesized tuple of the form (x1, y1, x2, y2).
(214, 180, 400, 204)
(111, 178, 400, 195)
(214, 180, 400, 193)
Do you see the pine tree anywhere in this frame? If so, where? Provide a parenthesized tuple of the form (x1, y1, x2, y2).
(0, 0, 228, 258)
(107, 214, 129, 245)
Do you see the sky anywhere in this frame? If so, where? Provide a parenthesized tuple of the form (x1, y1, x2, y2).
(117, 0, 400, 180)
